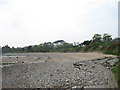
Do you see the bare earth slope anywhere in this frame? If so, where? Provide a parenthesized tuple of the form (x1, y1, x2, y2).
(2, 53, 118, 88)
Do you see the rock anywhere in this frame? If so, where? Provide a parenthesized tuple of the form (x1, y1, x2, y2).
(92, 65, 95, 68)
(72, 86, 77, 88)
(104, 77, 108, 81)
(66, 79, 69, 82)
(50, 74, 53, 76)
(100, 82, 104, 85)
(3, 55, 115, 88)
(93, 79, 97, 82)
(88, 80, 93, 84)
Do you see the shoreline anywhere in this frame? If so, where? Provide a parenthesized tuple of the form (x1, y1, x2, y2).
(2, 53, 118, 88)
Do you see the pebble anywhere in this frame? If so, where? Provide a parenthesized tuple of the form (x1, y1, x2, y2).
(2, 57, 118, 88)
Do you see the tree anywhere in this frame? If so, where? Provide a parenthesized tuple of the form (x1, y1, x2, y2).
(53, 40, 66, 48)
(92, 34, 102, 42)
(2, 45, 11, 53)
(11, 47, 16, 52)
(26, 46, 33, 52)
(103, 33, 112, 42)
(42, 42, 53, 52)
(53, 40, 65, 44)
(81, 40, 91, 46)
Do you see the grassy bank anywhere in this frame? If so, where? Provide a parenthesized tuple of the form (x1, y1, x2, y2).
(111, 58, 120, 88)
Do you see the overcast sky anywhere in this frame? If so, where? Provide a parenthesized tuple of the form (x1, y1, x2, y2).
(0, 0, 119, 47)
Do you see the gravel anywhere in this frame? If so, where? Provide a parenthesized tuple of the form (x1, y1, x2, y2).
(2, 53, 118, 88)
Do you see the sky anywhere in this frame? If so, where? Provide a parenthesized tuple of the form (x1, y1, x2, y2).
(0, 0, 119, 47)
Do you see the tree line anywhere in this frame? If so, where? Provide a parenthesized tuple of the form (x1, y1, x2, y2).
(1, 33, 120, 55)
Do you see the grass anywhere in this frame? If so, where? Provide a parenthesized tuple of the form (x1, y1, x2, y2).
(103, 51, 120, 56)
(111, 59, 120, 88)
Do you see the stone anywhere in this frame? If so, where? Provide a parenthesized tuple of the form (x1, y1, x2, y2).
(72, 86, 77, 88)
(92, 65, 95, 68)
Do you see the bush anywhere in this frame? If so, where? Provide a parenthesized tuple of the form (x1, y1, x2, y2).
(111, 59, 120, 88)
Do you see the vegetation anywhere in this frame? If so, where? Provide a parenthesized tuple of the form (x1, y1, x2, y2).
(1, 33, 120, 55)
(1, 33, 120, 87)
(111, 59, 120, 88)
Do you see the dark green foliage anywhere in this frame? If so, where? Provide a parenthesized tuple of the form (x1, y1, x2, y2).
(81, 40, 91, 46)
(103, 33, 112, 42)
(92, 34, 102, 42)
(1, 34, 120, 55)
(111, 59, 120, 88)
(104, 38, 120, 55)
(2, 45, 11, 53)
(53, 40, 66, 44)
